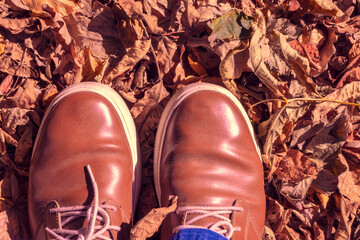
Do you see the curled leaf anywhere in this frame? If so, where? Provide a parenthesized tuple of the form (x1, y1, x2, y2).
(188, 54, 207, 76)
(130, 196, 177, 240)
(315, 29, 336, 77)
(274, 30, 317, 95)
(103, 39, 151, 84)
(21, 0, 76, 16)
(317, 192, 330, 209)
(275, 31, 310, 74)
(14, 126, 33, 164)
(0, 42, 34, 78)
(248, 9, 285, 98)
(219, 40, 249, 98)
(297, 0, 343, 17)
(0, 128, 18, 156)
(76, 47, 108, 83)
(263, 100, 310, 156)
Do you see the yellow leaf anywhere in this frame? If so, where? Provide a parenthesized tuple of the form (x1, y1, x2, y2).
(42, 84, 58, 107)
(0, 34, 5, 56)
(21, 0, 76, 16)
(316, 192, 330, 209)
(77, 47, 108, 83)
(188, 54, 207, 76)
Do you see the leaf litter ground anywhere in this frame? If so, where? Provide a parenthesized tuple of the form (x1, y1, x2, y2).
(1, 0, 360, 239)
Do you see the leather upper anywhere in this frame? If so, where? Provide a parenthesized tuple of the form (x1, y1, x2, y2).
(28, 91, 133, 239)
(158, 89, 266, 240)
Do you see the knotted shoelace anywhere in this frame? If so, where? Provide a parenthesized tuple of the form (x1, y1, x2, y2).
(173, 206, 243, 239)
(45, 165, 121, 240)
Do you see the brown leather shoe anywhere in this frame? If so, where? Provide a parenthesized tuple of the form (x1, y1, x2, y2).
(154, 83, 265, 240)
(28, 82, 141, 239)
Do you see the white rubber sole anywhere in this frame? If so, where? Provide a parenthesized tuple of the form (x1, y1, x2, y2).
(153, 82, 262, 204)
(32, 82, 141, 215)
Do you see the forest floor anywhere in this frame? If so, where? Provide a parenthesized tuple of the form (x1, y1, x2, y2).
(1, 0, 360, 239)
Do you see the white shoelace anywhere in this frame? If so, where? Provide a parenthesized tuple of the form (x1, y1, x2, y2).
(45, 165, 121, 240)
(173, 206, 243, 239)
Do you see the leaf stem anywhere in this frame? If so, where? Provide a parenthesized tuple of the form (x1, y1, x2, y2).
(251, 97, 360, 109)
(287, 98, 360, 107)
(250, 98, 285, 109)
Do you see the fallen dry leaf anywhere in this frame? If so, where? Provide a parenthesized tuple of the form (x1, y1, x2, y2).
(14, 126, 32, 164)
(274, 30, 317, 95)
(21, 0, 76, 16)
(314, 29, 337, 77)
(0, 34, 5, 55)
(274, 149, 318, 182)
(0, 108, 30, 135)
(208, 9, 252, 46)
(1, 0, 360, 238)
(131, 81, 169, 128)
(219, 40, 249, 99)
(263, 100, 310, 156)
(41, 84, 58, 107)
(316, 192, 330, 209)
(0, 75, 13, 95)
(76, 47, 108, 83)
(0, 42, 34, 78)
(130, 196, 177, 240)
(156, 36, 181, 80)
(7, 79, 40, 109)
(187, 54, 207, 76)
(280, 177, 313, 201)
(312, 81, 360, 122)
(349, 42, 360, 61)
(0, 128, 18, 156)
(248, 9, 285, 98)
(324, 14, 360, 44)
(298, 28, 326, 48)
(103, 39, 151, 84)
(295, 0, 343, 18)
